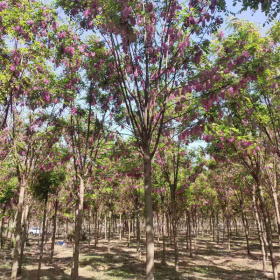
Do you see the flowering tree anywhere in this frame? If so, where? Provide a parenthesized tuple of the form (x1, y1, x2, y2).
(56, 1, 224, 277)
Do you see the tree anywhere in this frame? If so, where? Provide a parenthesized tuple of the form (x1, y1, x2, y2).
(56, 1, 224, 278)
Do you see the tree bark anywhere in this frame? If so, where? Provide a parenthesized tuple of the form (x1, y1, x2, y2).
(270, 162, 280, 247)
(11, 175, 26, 280)
(161, 211, 166, 265)
(226, 215, 231, 252)
(50, 199, 58, 262)
(0, 208, 5, 249)
(18, 205, 29, 275)
(88, 208, 91, 246)
(216, 209, 220, 244)
(188, 211, 192, 258)
(37, 198, 48, 280)
(137, 209, 141, 258)
(108, 211, 111, 253)
(240, 208, 250, 256)
(171, 191, 179, 279)
(71, 175, 85, 280)
(119, 213, 122, 241)
(252, 185, 267, 271)
(143, 149, 154, 280)
(257, 183, 278, 279)
(104, 214, 107, 240)
(94, 208, 99, 248)
(128, 217, 131, 246)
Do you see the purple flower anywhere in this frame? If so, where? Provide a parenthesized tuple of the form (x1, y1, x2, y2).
(53, 22, 59, 30)
(0, 1, 8, 12)
(71, 107, 77, 114)
(10, 65, 16, 71)
(83, 9, 90, 18)
(27, 20, 34, 25)
(217, 30, 224, 39)
(58, 31, 66, 39)
(64, 46, 75, 56)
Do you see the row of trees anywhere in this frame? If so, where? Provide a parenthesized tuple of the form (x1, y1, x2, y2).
(0, 0, 279, 280)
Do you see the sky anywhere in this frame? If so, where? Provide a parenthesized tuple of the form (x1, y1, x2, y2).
(225, 0, 272, 33)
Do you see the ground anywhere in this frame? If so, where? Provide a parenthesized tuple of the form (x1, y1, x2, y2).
(0, 232, 275, 279)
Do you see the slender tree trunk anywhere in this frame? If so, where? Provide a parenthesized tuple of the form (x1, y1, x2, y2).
(108, 211, 111, 253)
(216, 209, 219, 244)
(50, 199, 58, 262)
(234, 216, 238, 237)
(226, 215, 231, 252)
(71, 175, 85, 280)
(88, 208, 91, 246)
(270, 164, 280, 247)
(161, 211, 166, 265)
(119, 213, 122, 241)
(45, 218, 49, 244)
(0, 208, 5, 249)
(65, 220, 68, 240)
(37, 198, 48, 280)
(157, 213, 160, 243)
(252, 185, 267, 270)
(188, 211, 192, 258)
(212, 211, 215, 242)
(171, 191, 179, 279)
(128, 217, 131, 246)
(186, 212, 189, 250)
(104, 214, 107, 240)
(222, 215, 225, 242)
(11, 175, 26, 280)
(240, 207, 250, 256)
(137, 209, 141, 258)
(18, 205, 29, 275)
(143, 149, 154, 280)
(6, 219, 11, 240)
(257, 183, 278, 279)
(94, 209, 99, 248)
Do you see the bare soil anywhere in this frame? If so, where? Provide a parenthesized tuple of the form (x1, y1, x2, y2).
(0, 232, 275, 279)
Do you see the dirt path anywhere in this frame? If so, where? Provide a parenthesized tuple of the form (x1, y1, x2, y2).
(0, 234, 275, 279)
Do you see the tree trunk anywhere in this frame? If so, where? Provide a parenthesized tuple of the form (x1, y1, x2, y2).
(88, 208, 91, 246)
(240, 208, 250, 256)
(143, 149, 154, 280)
(119, 213, 122, 241)
(18, 205, 29, 275)
(212, 211, 215, 242)
(216, 209, 219, 244)
(137, 209, 141, 258)
(108, 211, 111, 253)
(161, 211, 166, 265)
(270, 163, 280, 247)
(171, 192, 179, 279)
(11, 176, 26, 280)
(188, 211, 192, 257)
(94, 209, 99, 248)
(37, 198, 48, 280)
(128, 217, 131, 246)
(226, 215, 231, 252)
(104, 214, 107, 240)
(186, 212, 189, 250)
(0, 208, 5, 249)
(50, 199, 58, 262)
(257, 183, 278, 279)
(71, 175, 85, 280)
